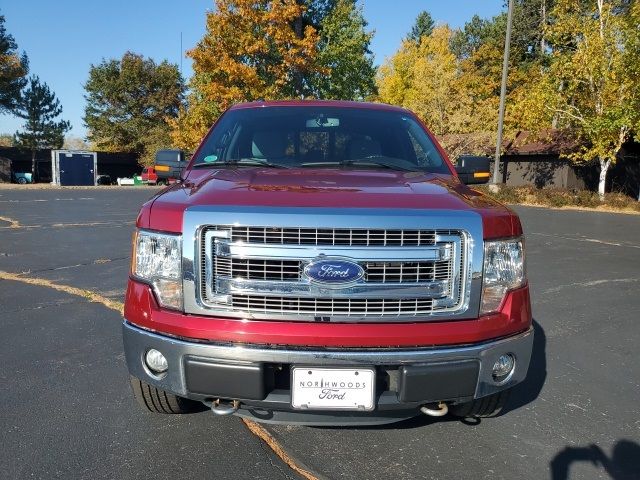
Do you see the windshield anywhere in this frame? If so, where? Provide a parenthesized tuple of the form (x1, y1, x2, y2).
(190, 106, 450, 174)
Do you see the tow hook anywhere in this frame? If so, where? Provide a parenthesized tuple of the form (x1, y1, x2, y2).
(420, 402, 449, 417)
(211, 399, 240, 416)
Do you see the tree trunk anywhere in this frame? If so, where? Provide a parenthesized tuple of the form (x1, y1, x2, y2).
(292, 6, 304, 97)
(598, 157, 611, 199)
(540, 0, 547, 54)
(31, 150, 36, 181)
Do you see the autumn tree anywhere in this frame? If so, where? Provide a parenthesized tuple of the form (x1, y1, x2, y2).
(63, 136, 91, 150)
(0, 12, 29, 114)
(521, 0, 637, 197)
(404, 26, 465, 136)
(0, 133, 13, 146)
(84, 52, 184, 165)
(376, 39, 417, 108)
(623, 0, 640, 139)
(171, 0, 378, 150)
(14, 76, 70, 176)
(171, 0, 319, 149)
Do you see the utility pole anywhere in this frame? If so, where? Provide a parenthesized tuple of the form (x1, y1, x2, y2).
(180, 32, 183, 78)
(492, 0, 514, 186)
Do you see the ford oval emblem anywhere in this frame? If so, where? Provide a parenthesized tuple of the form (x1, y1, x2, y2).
(304, 258, 364, 286)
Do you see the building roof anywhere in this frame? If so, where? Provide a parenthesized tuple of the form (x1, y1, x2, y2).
(439, 129, 582, 158)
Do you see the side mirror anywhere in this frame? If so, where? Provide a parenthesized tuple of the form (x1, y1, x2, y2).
(154, 149, 186, 181)
(455, 155, 491, 185)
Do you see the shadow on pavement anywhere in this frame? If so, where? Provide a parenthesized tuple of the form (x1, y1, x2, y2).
(317, 319, 547, 431)
(550, 439, 640, 480)
(502, 319, 547, 414)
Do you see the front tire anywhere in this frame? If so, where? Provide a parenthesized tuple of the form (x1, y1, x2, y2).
(129, 375, 204, 414)
(449, 389, 511, 418)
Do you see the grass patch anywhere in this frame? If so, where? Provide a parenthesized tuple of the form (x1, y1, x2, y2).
(476, 185, 640, 214)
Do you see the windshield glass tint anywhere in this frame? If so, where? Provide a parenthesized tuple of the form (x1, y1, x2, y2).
(191, 106, 450, 174)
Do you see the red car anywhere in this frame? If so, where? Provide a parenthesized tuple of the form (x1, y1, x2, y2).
(123, 100, 532, 425)
(141, 166, 170, 186)
(140, 166, 158, 184)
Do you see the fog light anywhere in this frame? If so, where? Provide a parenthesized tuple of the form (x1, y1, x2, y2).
(492, 353, 515, 383)
(145, 349, 168, 374)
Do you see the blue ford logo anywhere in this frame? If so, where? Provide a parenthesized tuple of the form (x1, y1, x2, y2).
(304, 258, 364, 285)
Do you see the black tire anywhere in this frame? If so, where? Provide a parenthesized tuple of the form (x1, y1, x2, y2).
(17, 177, 27, 184)
(129, 375, 204, 414)
(449, 389, 511, 418)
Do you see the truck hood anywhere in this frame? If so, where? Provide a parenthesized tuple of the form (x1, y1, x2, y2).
(141, 168, 520, 238)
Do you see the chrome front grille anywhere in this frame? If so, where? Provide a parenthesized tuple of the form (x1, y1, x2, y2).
(196, 222, 469, 322)
(182, 207, 483, 322)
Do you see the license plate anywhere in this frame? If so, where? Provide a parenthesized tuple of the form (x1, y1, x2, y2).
(291, 367, 375, 411)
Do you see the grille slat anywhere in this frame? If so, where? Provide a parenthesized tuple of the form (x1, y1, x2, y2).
(231, 294, 434, 316)
(222, 226, 437, 246)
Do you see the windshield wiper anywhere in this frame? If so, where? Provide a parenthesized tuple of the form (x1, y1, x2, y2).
(345, 160, 415, 172)
(300, 158, 417, 172)
(192, 158, 290, 169)
(345, 156, 423, 172)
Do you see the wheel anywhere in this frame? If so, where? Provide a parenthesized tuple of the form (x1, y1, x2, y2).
(157, 179, 167, 186)
(129, 375, 204, 414)
(449, 389, 511, 418)
(17, 177, 27, 184)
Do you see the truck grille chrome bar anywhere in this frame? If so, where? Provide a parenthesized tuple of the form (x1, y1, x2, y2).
(226, 226, 441, 246)
(213, 258, 451, 284)
(230, 295, 435, 316)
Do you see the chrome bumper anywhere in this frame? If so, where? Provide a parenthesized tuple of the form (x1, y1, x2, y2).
(123, 321, 533, 403)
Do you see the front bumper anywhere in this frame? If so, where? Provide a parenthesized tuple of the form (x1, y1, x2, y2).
(123, 322, 533, 425)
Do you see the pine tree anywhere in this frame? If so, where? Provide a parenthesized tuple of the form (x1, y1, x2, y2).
(407, 11, 435, 43)
(0, 12, 29, 114)
(14, 76, 70, 177)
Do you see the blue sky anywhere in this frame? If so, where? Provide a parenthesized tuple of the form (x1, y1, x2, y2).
(0, 1, 504, 138)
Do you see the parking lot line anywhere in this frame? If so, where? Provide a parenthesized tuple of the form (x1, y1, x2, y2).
(0, 270, 124, 313)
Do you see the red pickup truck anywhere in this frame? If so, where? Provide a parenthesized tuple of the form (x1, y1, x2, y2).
(124, 100, 532, 425)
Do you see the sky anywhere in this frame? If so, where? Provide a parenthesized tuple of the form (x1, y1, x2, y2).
(0, 1, 504, 138)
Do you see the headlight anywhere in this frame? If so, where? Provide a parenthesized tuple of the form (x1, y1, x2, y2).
(481, 237, 525, 314)
(133, 230, 182, 310)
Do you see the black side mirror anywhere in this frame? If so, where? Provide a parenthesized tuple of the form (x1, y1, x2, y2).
(154, 149, 186, 180)
(455, 155, 491, 185)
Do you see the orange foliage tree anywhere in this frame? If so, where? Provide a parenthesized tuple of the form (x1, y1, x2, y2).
(171, 0, 321, 150)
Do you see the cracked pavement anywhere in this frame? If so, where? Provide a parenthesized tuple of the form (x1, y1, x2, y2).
(1, 188, 639, 480)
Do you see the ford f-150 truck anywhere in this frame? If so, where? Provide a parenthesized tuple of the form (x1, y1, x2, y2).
(123, 100, 532, 425)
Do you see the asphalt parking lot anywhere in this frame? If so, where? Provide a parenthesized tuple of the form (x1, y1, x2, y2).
(1, 187, 639, 480)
